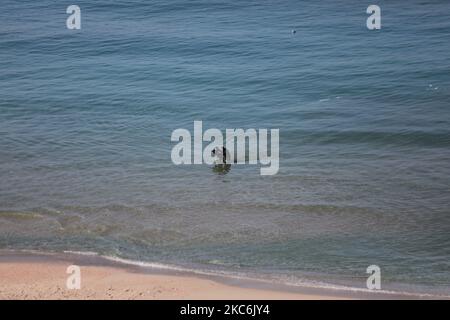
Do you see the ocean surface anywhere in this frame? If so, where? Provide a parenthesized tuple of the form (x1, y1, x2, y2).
(1, 0, 449, 296)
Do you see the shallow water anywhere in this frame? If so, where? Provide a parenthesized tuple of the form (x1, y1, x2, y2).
(1, 0, 449, 295)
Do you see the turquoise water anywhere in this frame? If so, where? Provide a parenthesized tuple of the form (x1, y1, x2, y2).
(1, 1, 449, 295)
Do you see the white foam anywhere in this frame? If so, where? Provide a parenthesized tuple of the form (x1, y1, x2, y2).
(95, 253, 450, 299)
(8, 249, 450, 299)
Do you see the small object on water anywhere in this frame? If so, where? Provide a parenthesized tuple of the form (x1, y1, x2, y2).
(211, 146, 230, 165)
(291, 29, 296, 34)
(211, 146, 231, 174)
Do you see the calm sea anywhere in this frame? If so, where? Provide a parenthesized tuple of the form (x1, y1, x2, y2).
(1, 0, 449, 296)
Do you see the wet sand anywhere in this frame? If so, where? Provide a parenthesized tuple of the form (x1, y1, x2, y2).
(0, 250, 349, 300)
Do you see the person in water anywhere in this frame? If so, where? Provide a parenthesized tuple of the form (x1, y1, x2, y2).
(211, 146, 231, 174)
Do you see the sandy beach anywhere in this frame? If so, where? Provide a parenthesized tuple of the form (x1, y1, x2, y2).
(0, 251, 353, 300)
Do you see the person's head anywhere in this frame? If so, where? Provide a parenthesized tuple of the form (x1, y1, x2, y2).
(211, 146, 228, 164)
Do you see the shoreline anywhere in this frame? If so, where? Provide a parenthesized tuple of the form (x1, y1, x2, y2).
(0, 250, 444, 300)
